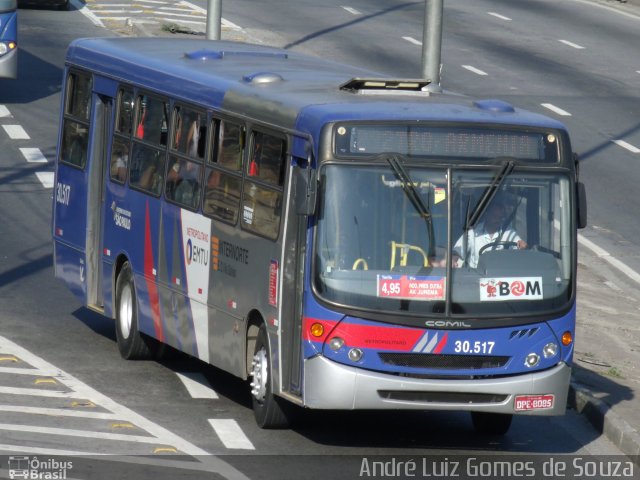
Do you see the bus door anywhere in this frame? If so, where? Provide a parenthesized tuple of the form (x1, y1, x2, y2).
(85, 94, 112, 312)
(279, 155, 315, 397)
(54, 71, 93, 301)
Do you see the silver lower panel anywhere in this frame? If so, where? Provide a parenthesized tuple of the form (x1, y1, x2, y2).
(302, 356, 570, 415)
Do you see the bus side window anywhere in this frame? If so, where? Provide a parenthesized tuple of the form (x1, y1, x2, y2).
(248, 131, 285, 185)
(172, 105, 206, 160)
(136, 95, 168, 146)
(65, 72, 92, 121)
(110, 137, 129, 183)
(203, 167, 242, 224)
(60, 71, 92, 168)
(129, 143, 165, 196)
(166, 156, 202, 210)
(116, 89, 135, 136)
(215, 121, 244, 171)
(61, 121, 88, 168)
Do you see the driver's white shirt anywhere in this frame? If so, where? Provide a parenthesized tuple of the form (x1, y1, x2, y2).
(453, 223, 522, 268)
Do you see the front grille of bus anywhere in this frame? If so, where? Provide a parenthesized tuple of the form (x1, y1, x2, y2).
(378, 390, 508, 404)
(378, 352, 510, 370)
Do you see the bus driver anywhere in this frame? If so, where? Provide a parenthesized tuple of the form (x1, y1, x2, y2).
(430, 199, 527, 269)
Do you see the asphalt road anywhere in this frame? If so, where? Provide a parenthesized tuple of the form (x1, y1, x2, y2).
(0, 1, 637, 478)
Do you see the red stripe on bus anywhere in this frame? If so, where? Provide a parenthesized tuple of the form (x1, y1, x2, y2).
(331, 323, 424, 352)
(144, 202, 164, 342)
(432, 332, 448, 354)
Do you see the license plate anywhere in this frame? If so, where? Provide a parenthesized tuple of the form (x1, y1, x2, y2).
(514, 394, 554, 411)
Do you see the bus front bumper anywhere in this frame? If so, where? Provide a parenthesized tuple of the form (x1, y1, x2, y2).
(302, 356, 570, 415)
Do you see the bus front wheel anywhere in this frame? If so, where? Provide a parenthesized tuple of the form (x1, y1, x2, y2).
(470, 412, 513, 435)
(250, 325, 291, 429)
(115, 262, 153, 360)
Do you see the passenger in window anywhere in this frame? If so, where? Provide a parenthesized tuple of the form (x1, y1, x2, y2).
(167, 158, 200, 207)
(173, 112, 183, 150)
(440, 199, 527, 269)
(136, 99, 147, 139)
(186, 114, 201, 158)
(110, 145, 128, 182)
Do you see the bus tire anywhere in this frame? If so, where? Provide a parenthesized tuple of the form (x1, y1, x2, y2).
(115, 262, 153, 360)
(470, 412, 513, 435)
(250, 324, 291, 429)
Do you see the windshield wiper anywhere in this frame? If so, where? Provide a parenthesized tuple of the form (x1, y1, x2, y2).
(385, 154, 435, 257)
(466, 158, 515, 230)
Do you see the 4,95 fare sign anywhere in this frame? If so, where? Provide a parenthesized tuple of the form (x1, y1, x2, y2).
(377, 275, 445, 301)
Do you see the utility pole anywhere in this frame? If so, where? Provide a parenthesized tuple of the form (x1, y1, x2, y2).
(206, 0, 222, 40)
(421, 0, 443, 92)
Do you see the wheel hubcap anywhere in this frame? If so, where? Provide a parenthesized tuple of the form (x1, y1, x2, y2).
(119, 284, 133, 339)
(250, 347, 268, 402)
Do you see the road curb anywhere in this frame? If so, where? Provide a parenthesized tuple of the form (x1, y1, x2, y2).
(569, 381, 640, 462)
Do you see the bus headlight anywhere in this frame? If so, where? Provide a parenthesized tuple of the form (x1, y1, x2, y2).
(0, 43, 8, 56)
(328, 337, 344, 351)
(525, 353, 540, 368)
(543, 342, 558, 358)
(348, 348, 363, 362)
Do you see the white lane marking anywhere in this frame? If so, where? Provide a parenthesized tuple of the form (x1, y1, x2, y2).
(70, 0, 105, 27)
(0, 105, 11, 117)
(0, 366, 58, 375)
(0, 405, 121, 420)
(541, 103, 572, 116)
(558, 39, 585, 49)
(578, 234, 640, 285)
(604, 280, 623, 292)
(488, 12, 511, 21)
(35, 172, 55, 189)
(612, 139, 640, 154)
(0, 443, 103, 456)
(0, 335, 210, 456)
(462, 65, 488, 76)
(89, 16, 133, 21)
(176, 372, 218, 399)
(0, 423, 163, 444)
(20, 148, 48, 163)
(179, 1, 242, 30)
(158, 6, 194, 11)
(152, 11, 203, 18)
(135, 0, 169, 4)
(208, 419, 255, 450)
(342, 6, 361, 15)
(2, 125, 30, 140)
(0, 386, 75, 398)
(402, 36, 422, 46)
(94, 9, 144, 14)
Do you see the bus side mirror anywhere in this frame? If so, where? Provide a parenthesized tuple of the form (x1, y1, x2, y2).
(293, 164, 317, 216)
(577, 181, 587, 229)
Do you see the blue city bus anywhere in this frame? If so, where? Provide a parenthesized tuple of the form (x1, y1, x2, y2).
(53, 37, 587, 434)
(0, 0, 16, 79)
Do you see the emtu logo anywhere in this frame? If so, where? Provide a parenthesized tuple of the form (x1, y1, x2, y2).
(186, 238, 193, 265)
(185, 238, 208, 267)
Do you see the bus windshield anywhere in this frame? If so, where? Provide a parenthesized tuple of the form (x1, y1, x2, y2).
(313, 162, 573, 319)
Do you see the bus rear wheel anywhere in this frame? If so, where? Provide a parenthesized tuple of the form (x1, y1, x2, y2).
(115, 262, 154, 360)
(470, 412, 513, 435)
(250, 325, 291, 429)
